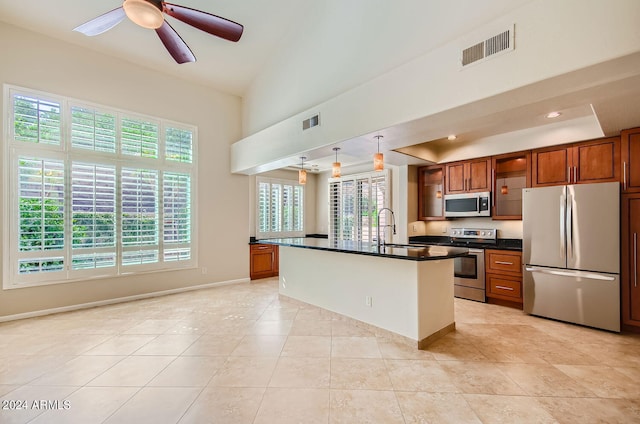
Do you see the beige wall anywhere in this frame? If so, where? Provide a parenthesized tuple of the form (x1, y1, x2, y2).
(0, 23, 248, 318)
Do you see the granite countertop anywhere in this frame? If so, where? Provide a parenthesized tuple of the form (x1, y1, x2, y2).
(255, 237, 469, 261)
(408, 236, 523, 251)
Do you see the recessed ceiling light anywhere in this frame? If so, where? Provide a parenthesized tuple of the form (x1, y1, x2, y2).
(546, 111, 562, 119)
(447, 134, 457, 141)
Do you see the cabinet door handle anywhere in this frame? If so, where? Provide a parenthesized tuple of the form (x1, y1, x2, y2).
(495, 285, 515, 291)
(256, 246, 270, 250)
(495, 261, 513, 265)
(574, 166, 577, 183)
(568, 166, 571, 183)
(634, 232, 638, 288)
(623, 162, 627, 191)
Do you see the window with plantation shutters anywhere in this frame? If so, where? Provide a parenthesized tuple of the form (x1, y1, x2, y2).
(256, 177, 304, 239)
(71, 162, 116, 271)
(121, 168, 159, 266)
(17, 157, 65, 274)
(121, 117, 159, 158)
(163, 172, 191, 261)
(13, 94, 61, 145)
(329, 170, 389, 244)
(4, 85, 196, 288)
(166, 127, 193, 163)
(71, 106, 116, 153)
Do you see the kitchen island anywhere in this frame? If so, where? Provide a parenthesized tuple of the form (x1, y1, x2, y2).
(257, 238, 468, 349)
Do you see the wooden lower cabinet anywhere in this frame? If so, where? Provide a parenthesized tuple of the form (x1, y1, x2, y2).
(622, 194, 640, 330)
(485, 249, 523, 308)
(250, 244, 279, 280)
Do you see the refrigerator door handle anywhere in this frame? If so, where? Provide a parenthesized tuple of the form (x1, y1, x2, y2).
(567, 194, 573, 259)
(525, 266, 616, 281)
(560, 192, 566, 259)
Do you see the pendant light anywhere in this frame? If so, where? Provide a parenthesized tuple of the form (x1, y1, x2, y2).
(298, 156, 307, 185)
(332, 147, 341, 178)
(373, 135, 384, 171)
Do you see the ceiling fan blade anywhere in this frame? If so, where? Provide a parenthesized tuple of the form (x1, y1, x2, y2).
(162, 3, 243, 42)
(73, 7, 126, 36)
(155, 21, 196, 64)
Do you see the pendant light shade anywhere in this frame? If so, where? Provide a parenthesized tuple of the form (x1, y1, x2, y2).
(298, 156, 307, 184)
(373, 135, 384, 171)
(332, 147, 341, 178)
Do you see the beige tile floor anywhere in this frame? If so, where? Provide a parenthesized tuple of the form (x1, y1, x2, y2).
(1, 277, 640, 423)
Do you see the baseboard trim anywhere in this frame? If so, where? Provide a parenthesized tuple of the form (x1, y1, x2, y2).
(418, 322, 456, 349)
(0, 278, 250, 323)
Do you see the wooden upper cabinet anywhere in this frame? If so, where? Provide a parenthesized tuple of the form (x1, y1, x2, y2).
(574, 137, 620, 183)
(531, 146, 571, 186)
(622, 127, 640, 193)
(418, 165, 445, 220)
(532, 137, 620, 187)
(445, 158, 490, 194)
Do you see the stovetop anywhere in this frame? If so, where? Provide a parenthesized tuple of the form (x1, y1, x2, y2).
(449, 227, 496, 245)
(409, 228, 522, 251)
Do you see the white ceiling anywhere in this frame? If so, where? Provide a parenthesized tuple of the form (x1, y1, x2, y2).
(0, 0, 314, 96)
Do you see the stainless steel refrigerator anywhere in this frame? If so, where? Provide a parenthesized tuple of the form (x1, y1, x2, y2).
(522, 182, 620, 332)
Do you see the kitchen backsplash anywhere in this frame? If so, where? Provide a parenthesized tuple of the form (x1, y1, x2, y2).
(409, 218, 523, 239)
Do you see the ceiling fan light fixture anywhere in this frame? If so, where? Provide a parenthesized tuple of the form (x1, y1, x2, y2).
(123, 0, 164, 29)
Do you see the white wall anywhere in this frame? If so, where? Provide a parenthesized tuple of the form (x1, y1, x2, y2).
(233, 0, 640, 174)
(0, 23, 248, 318)
(242, 0, 533, 135)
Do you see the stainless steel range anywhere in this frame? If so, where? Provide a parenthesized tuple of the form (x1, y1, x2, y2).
(449, 227, 497, 302)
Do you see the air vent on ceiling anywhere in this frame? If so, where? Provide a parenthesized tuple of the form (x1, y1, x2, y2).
(302, 114, 320, 131)
(461, 24, 514, 67)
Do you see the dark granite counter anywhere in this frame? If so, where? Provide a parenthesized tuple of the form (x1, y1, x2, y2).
(408, 236, 522, 251)
(256, 237, 469, 261)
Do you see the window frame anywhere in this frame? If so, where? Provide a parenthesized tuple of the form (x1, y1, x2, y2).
(3, 84, 198, 289)
(256, 176, 305, 239)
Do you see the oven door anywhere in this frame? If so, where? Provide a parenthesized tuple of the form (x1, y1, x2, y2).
(453, 248, 486, 301)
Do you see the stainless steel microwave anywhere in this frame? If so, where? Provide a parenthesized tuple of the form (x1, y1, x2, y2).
(444, 191, 491, 217)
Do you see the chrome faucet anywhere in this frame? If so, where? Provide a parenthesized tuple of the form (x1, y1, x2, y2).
(376, 207, 397, 250)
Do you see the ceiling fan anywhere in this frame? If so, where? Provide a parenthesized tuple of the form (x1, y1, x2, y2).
(73, 0, 243, 64)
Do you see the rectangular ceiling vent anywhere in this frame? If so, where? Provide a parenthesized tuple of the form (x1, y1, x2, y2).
(302, 113, 320, 131)
(461, 24, 514, 68)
